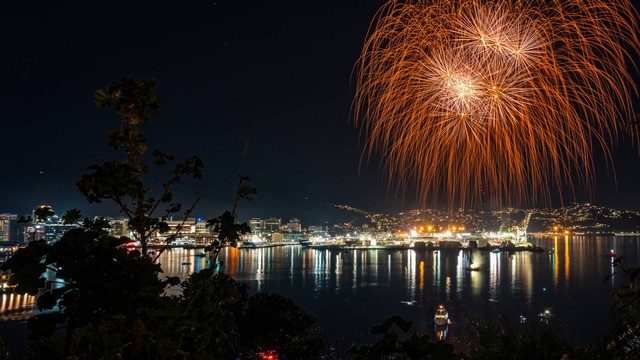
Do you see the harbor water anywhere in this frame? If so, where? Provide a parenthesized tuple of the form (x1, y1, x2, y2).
(2, 235, 639, 349)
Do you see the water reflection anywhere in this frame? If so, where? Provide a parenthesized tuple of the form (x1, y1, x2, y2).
(0, 293, 36, 320)
(433, 250, 441, 293)
(406, 250, 416, 301)
(456, 250, 464, 299)
(419, 261, 424, 291)
(552, 236, 558, 287)
(488, 251, 500, 301)
(610, 257, 615, 287)
(564, 235, 570, 285)
(1, 236, 637, 344)
(435, 325, 448, 341)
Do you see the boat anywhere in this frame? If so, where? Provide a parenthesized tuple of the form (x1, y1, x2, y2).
(466, 264, 480, 271)
(466, 251, 480, 271)
(491, 249, 500, 254)
(434, 305, 449, 326)
(182, 261, 191, 265)
(240, 241, 260, 248)
(299, 239, 312, 247)
(607, 249, 616, 257)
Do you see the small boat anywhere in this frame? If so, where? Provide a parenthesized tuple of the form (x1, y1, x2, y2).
(466, 264, 480, 271)
(466, 254, 480, 271)
(434, 305, 449, 326)
(607, 249, 616, 257)
(182, 261, 191, 266)
(299, 239, 312, 247)
(491, 249, 500, 254)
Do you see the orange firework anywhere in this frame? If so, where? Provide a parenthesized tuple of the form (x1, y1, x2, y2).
(354, 0, 640, 208)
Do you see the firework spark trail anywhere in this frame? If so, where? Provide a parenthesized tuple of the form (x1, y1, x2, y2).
(354, 0, 639, 208)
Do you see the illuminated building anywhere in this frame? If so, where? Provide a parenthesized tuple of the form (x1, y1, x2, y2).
(283, 218, 302, 233)
(0, 213, 19, 243)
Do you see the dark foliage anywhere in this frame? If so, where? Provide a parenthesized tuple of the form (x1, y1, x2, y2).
(0, 228, 175, 357)
(347, 315, 458, 360)
(79, 77, 203, 256)
(205, 172, 256, 267)
(466, 309, 569, 360)
(237, 292, 328, 359)
(607, 257, 640, 359)
(1, 77, 326, 359)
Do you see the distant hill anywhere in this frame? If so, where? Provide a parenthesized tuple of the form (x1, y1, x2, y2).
(330, 203, 639, 234)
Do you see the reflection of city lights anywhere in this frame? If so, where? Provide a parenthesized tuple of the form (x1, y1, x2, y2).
(406, 250, 417, 301)
(489, 251, 499, 300)
(1, 292, 36, 320)
(610, 256, 615, 287)
(419, 261, 424, 291)
(564, 236, 570, 284)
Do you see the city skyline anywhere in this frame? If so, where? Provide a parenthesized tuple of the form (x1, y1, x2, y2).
(2, 201, 638, 239)
(2, 1, 640, 226)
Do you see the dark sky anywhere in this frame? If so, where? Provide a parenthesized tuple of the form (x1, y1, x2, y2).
(1, 1, 639, 225)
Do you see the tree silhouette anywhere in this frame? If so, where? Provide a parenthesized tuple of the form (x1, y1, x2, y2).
(1, 77, 326, 359)
(77, 77, 203, 256)
(347, 315, 458, 360)
(206, 140, 256, 268)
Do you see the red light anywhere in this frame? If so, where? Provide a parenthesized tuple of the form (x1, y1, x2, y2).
(259, 350, 278, 360)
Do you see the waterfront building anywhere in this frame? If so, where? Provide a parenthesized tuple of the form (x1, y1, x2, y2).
(282, 232, 305, 243)
(163, 218, 197, 238)
(264, 217, 281, 233)
(308, 225, 326, 237)
(194, 219, 210, 234)
(249, 218, 265, 235)
(283, 218, 302, 233)
(271, 233, 283, 243)
(248, 217, 283, 241)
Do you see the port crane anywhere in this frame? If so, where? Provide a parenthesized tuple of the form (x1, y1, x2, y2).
(514, 211, 533, 242)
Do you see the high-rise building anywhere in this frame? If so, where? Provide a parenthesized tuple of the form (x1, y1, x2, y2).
(44, 221, 77, 243)
(264, 217, 281, 234)
(249, 218, 265, 235)
(284, 218, 302, 233)
(0, 213, 19, 243)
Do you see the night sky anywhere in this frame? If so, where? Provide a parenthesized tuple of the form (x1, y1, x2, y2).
(2, 1, 639, 225)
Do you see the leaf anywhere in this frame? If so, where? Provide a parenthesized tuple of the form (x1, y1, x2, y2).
(36, 287, 68, 311)
(152, 149, 175, 166)
(163, 276, 181, 287)
(33, 206, 55, 222)
(61, 209, 82, 224)
(94, 88, 111, 108)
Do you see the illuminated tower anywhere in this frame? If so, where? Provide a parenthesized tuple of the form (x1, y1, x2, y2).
(0, 213, 19, 243)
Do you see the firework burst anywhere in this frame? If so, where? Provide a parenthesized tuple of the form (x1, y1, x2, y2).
(354, 0, 640, 208)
